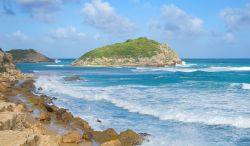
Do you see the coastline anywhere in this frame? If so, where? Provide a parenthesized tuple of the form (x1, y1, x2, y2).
(0, 72, 144, 146)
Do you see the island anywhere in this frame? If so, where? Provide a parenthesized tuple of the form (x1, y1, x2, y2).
(7, 49, 53, 63)
(73, 37, 182, 67)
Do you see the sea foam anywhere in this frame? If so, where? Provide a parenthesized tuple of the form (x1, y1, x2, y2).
(34, 74, 250, 129)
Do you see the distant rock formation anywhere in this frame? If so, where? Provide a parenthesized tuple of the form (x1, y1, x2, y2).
(7, 49, 53, 63)
(73, 37, 182, 67)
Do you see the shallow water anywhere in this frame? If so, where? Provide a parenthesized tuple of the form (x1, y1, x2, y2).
(17, 59, 250, 146)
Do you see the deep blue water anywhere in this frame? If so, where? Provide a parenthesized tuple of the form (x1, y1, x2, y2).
(16, 59, 250, 146)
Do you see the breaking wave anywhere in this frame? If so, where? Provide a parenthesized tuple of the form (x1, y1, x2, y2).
(34, 75, 250, 129)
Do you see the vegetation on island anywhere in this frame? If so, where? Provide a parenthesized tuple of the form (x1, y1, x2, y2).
(7, 49, 53, 63)
(74, 37, 182, 67)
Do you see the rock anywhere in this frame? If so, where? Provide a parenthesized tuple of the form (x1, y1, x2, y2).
(0, 112, 17, 130)
(27, 108, 33, 112)
(38, 87, 43, 91)
(31, 123, 47, 135)
(82, 132, 92, 141)
(97, 119, 102, 123)
(92, 128, 119, 144)
(72, 117, 91, 131)
(101, 139, 122, 146)
(104, 128, 119, 139)
(38, 135, 61, 146)
(55, 108, 73, 123)
(62, 131, 81, 143)
(39, 112, 50, 121)
(63, 75, 82, 81)
(0, 101, 15, 112)
(118, 129, 143, 146)
(0, 130, 38, 146)
(14, 104, 25, 112)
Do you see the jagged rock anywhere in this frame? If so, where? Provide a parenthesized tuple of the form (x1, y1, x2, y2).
(62, 131, 81, 143)
(72, 117, 91, 131)
(118, 129, 143, 146)
(0, 112, 17, 130)
(38, 135, 61, 146)
(31, 123, 47, 135)
(92, 128, 119, 144)
(39, 112, 50, 121)
(14, 104, 25, 112)
(0, 102, 15, 112)
(101, 139, 122, 146)
(0, 130, 38, 146)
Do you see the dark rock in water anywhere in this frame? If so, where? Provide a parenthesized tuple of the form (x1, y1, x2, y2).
(139, 132, 151, 137)
(97, 119, 102, 123)
(63, 75, 82, 81)
(38, 87, 43, 91)
(139, 133, 151, 142)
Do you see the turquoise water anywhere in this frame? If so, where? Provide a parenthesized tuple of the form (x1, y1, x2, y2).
(17, 59, 250, 146)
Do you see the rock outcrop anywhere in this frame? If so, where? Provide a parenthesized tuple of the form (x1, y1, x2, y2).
(7, 49, 53, 63)
(73, 37, 182, 67)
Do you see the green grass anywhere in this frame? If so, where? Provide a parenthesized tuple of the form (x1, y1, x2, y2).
(80, 37, 161, 60)
(7, 49, 36, 60)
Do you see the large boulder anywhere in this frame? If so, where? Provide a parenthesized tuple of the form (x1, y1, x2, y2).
(62, 131, 81, 143)
(0, 130, 38, 146)
(118, 129, 143, 146)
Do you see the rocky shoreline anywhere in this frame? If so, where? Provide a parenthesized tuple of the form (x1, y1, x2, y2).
(0, 50, 144, 146)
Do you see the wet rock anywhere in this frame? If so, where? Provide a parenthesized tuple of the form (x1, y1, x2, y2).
(118, 129, 143, 146)
(38, 87, 43, 91)
(63, 75, 81, 81)
(97, 119, 102, 123)
(39, 112, 50, 121)
(62, 131, 81, 143)
(55, 108, 73, 123)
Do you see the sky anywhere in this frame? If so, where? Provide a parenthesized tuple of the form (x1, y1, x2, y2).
(0, 0, 250, 58)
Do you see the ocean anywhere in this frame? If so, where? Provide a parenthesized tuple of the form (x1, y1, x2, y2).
(16, 59, 250, 146)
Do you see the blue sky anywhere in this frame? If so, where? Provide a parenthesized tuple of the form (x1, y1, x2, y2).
(0, 0, 250, 58)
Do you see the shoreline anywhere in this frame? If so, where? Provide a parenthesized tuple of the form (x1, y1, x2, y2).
(0, 72, 144, 146)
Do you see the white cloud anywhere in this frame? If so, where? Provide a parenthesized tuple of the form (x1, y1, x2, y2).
(12, 30, 30, 41)
(16, 0, 62, 22)
(220, 3, 250, 31)
(82, 0, 136, 36)
(150, 4, 204, 37)
(49, 26, 86, 40)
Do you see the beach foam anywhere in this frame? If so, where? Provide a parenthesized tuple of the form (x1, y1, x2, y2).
(34, 74, 250, 129)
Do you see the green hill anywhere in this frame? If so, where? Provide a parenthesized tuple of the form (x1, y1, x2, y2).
(7, 49, 53, 63)
(73, 37, 181, 67)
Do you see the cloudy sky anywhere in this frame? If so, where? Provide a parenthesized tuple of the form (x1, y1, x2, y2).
(0, 0, 250, 58)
